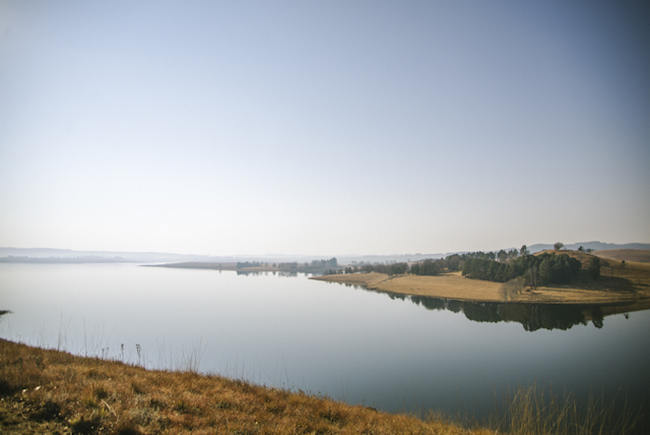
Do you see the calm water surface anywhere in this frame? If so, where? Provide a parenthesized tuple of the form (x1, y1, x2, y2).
(1, 263, 649, 422)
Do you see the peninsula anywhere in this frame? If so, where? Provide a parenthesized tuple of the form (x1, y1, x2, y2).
(312, 249, 650, 307)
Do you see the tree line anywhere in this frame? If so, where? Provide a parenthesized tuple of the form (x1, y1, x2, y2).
(343, 245, 601, 287)
(461, 253, 590, 286)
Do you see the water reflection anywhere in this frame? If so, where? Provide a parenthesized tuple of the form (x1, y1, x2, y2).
(350, 285, 627, 331)
(414, 296, 604, 331)
(236, 270, 298, 277)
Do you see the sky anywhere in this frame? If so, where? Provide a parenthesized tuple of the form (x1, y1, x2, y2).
(1, 0, 649, 255)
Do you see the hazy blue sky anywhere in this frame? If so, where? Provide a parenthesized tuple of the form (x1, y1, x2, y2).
(1, 1, 649, 255)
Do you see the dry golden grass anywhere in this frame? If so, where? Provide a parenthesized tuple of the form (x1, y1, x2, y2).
(315, 272, 505, 302)
(315, 251, 650, 306)
(314, 271, 634, 304)
(528, 252, 650, 303)
(595, 249, 650, 263)
(495, 385, 644, 435)
(0, 339, 493, 434)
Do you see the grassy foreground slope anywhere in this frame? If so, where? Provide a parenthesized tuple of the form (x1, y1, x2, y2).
(0, 339, 492, 434)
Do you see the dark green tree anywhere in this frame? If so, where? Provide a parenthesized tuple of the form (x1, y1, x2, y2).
(587, 257, 601, 279)
(538, 257, 552, 283)
(520, 245, 528, 256)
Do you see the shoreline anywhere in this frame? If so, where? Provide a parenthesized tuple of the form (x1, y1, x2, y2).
(312, 264, 650, 307)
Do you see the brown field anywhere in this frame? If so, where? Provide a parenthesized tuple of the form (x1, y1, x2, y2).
(595, 249, 650, 263)
(318, 272, 506, 302)
(314, 252, 650, 306)
(0, 339, 492, 434)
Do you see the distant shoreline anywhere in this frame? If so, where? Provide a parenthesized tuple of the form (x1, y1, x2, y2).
(146, 259, 342, 275)
(0, 257, 134, 264)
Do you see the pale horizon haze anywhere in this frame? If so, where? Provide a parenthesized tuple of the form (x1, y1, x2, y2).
(1, 1, 649, 256)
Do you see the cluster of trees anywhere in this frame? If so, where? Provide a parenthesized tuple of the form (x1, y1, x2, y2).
(410, 259, 444, 275)
(535, 254, 582, 284)
(462, 257, 528, 282)
(459, 251, 604, 286)
(236, 261, 263, 268)
(285, 258, 340, 273)
(344, 253, 467, 276)
(237, 258, 341, 274)
(346, 262, 409, 275)
(462, 253, 583, 286)
(309, 258, 338, 268)
(343, 252, 508, 276)
(587, 256, 601, 279)
(343, 243, 601, 287)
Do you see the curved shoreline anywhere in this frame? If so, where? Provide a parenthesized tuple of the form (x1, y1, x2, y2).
(311, 268, 650, 308)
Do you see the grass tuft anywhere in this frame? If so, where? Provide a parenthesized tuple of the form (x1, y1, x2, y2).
(31, 400, 62, 421)
(70, 415, 102, 434)
(492, 384, 645, 435)
(94, 386, 109, 400)
(114, 419, 144, 435)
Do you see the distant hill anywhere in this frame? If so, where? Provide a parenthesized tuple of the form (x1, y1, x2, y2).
(527, 241, 650, 253)
(0, 247, 368, 265)
(0, 247, 230, 263)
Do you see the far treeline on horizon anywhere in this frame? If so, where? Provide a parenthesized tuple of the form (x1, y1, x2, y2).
(1, 241, 650, 265)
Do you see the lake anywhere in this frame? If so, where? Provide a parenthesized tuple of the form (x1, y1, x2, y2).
(1, 263, 649, 426)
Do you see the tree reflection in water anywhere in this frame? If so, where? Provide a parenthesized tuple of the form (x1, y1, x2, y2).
(360, 288, 611, 331)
